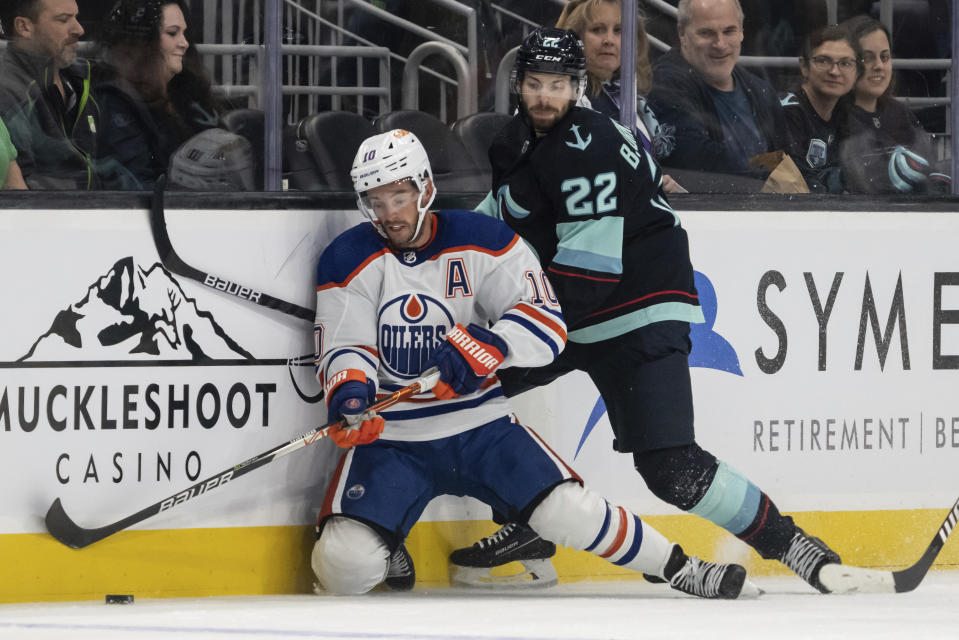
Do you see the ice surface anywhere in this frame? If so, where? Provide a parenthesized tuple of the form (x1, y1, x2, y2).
(1, 572, 955, 639)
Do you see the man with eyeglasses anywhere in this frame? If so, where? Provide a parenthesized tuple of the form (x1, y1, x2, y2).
(780, 25, 862, 193)
(646, 0, 790, 187)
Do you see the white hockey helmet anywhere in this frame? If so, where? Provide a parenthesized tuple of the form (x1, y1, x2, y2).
(350, 129, 435, 241)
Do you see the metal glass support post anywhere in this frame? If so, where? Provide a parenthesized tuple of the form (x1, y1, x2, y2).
(953, 0, 958, 195)
(263, 0, 284, 191)
(618, 0, 638, 132)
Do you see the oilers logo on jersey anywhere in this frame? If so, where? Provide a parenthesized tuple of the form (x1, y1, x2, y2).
(378, 293, 453, 378)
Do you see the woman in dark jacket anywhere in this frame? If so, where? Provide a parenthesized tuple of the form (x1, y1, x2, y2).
(94, 0, 223, 189)
(838, 15, 949, 193)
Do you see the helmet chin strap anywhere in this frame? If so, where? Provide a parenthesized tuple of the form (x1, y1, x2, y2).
(360, 175, 436, 247)
(409, 176, 436, 245)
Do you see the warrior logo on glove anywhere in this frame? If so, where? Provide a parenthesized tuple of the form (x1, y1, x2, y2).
(428, 323, 509, 400)
(444, 325, 503, 372)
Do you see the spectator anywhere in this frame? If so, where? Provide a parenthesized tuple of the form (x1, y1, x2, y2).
(556, 0, 684, 193)
(645, 0, 790, 185)
(93, 0, 223, 190)
(1, 116, 28, 189)
(838, 15, 950, 194)
(780, 25, 861, 193)
(0, 0, 99, 189)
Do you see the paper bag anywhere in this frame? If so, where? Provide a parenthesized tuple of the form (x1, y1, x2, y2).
(750, 150, 810, 194)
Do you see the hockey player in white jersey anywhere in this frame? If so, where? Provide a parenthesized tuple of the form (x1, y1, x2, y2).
(310, 128, 752, 599)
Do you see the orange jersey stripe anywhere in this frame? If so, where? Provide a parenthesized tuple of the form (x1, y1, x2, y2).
(513, 302, 567, 342)
(316, 248, 391, 292)
(425, 234, 520, 262)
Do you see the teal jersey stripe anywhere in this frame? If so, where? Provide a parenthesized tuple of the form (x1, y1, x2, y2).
(555, 217, 623, 271)
(553, 246, 623, 274)
(473, 191, 499, 220)
(568, 301, 705, 343)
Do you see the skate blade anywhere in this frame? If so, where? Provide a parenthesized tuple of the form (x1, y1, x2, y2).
(451, 559, 559, 589)
(819, 563, 895, 594)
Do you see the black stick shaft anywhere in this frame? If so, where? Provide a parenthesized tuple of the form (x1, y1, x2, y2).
(150, 175, 315, 322)
(892, 494, 959, 592)
(46, 369, 439, 549)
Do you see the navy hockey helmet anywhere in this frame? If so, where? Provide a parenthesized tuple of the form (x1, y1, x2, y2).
(512, 27, 587, 100)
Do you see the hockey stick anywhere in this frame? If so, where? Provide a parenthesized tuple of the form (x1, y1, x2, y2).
(45, 367, 441, 549)
(150, 175, 315, 322)
(819, 494, 959, 594)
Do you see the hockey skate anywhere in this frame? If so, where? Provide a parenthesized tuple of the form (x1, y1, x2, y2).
(449, 522, 559, 588)
(385, 543, 415, 592)
(663, 544, 753, 599)
(779, 528, 841, 593)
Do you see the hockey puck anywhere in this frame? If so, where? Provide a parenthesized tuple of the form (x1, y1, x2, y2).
(105, 594, 134, 604)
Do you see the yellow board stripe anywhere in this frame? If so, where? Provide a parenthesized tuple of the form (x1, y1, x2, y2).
(4, 510, 957, 603)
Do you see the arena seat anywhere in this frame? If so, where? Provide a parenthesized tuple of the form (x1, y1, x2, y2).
(221, 109, 265, 189)
(294, 111, 376, 190)
(373, 110, 488, 192)
(450, 112, 512, 175)
(284, 120, 324, 191)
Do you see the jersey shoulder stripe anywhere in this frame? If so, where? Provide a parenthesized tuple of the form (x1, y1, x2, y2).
(425, 233, 520, 264)
(316, 224, 390, 290)
(429, 209, 519, 255)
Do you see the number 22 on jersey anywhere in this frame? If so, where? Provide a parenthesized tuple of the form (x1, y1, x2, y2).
(561, 172, 617, 216)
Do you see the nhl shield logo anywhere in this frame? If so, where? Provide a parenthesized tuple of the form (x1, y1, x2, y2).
(378, 293, 453, 378)
(806, 138, 827, 169)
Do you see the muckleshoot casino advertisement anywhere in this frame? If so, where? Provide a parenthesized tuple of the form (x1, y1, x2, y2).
(1, 204, 957, 601)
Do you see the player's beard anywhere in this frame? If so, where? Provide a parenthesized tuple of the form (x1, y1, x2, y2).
(525, 103, 569, 136)
(383, 219, 422, 250)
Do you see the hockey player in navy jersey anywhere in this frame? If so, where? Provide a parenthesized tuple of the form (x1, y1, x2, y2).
(309, 128, 751, 598)
(454, 26, 847, 594)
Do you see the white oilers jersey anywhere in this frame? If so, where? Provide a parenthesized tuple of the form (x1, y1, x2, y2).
(314, 209, 566, 441)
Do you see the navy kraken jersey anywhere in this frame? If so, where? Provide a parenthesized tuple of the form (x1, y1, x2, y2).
(476, 106, 703, 344)
(780, 87, 844, 192)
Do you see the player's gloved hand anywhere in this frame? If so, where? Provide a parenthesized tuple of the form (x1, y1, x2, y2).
(429, 323, 509, 400)
(327, 380, 384, 448)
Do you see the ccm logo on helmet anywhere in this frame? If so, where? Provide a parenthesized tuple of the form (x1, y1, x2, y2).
(535, 54, 562, 62)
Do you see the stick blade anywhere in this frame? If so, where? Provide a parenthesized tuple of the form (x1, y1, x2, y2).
(891, 544, 944, 593)
(45, 498, 105, 549)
